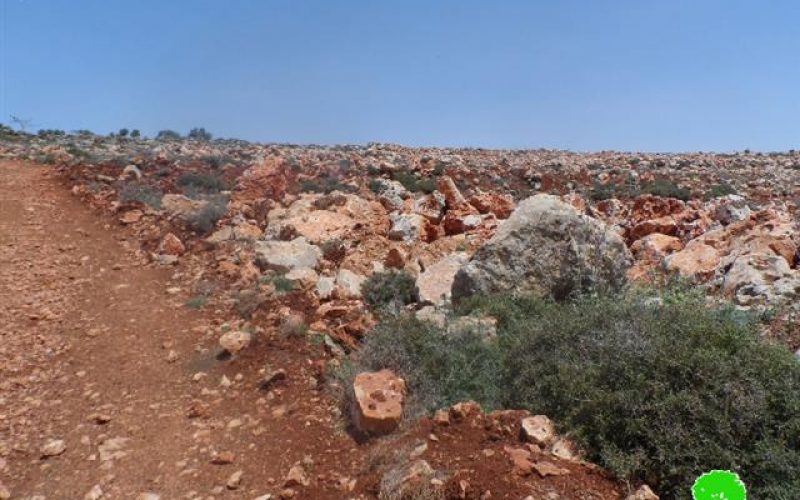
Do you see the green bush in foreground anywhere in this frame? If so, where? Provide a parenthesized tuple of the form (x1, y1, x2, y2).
(349, 287, 800, 498)
(361, 270, 419, 314)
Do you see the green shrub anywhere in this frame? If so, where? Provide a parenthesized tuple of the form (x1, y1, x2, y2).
(156, 129, 181, 141)
(267, 273, 297, 295)
(393, 171, 437, 194)
(351, 286, 800, 498)
(320, 238, 346, 263)
(65, 143, 91, 160)
(368, 178, 386, 194)
(361, 270, 419, 313)
(185, 195, 228, 233)
(299, 175, 354, 194)
(589, 181, 621, 201)
(589, 176, 641, 201)
(187, 127, 212, 141)
(204, 155, 230, 169)
(176, 171, 226, 198)
(37, 129, 65, 137)
(642, 179, 691, 201)
(118, 128, 129, 137)
(130, 129, 141, 138)
(185, 294, 209, 309)
(119, 182, 163, 208)
(705, 182, 738, 200)
(353, 315, 503, 417)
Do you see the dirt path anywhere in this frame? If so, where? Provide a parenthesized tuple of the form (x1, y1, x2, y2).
(0, 161, 364, 499)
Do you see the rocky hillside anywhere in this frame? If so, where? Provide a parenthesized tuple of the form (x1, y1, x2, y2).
(2, 127, 799, 498)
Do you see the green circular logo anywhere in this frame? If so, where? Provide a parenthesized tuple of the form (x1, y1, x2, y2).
(692, 470, 747, 500)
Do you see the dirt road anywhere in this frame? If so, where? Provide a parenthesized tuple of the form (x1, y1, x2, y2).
(0, 161, 363, 499)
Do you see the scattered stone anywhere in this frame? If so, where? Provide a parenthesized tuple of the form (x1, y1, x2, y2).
(254, 237, 322, 272)
(84, 484, 104, 500)
(226, 470, 244, 490)
(384, 247, 407, 269)
(284, 464, 310, 487)
(550, 437, 579, 461)
(520, 415, 556, 447)
(531, 461, 570, 477)
(136, 494, 161, 500)
(41, 439, 67, 457)
(315, 276, 336, 300)
(158, 232, 185, 256)
(352, 369, 406, 436)
(626, 485, 659, 500)
(219, 330, 252, 354)
(98, 436, 129, 461)
(388, 213, 424, 242)
(119, 209, 144, 224)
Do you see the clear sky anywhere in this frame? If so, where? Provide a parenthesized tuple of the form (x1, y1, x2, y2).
(1, 0, 799, 151)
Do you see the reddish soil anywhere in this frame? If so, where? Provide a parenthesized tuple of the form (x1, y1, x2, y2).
(0, 160, 624, 499)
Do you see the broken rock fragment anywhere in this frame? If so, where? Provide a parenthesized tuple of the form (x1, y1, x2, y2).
(352, 369, 406, 436)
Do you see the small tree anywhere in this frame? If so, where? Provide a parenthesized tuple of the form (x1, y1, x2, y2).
(187, 127, 212, 141)
(10, 115, 32, 132)
(156, 129, 181, 141)
(130, 129, 141, 138)
(118, 128, 129, 137)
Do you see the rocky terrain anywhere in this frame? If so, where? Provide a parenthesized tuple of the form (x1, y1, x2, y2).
(1, 126, 799, 499)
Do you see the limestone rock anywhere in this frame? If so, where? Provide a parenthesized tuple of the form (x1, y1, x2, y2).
(254, 237, 322, 272)
(452, 194, 632, 301)
(336, 269, 366, 298)
(712, 194, 750, 225)
(41, 439, 67, 457)
(520, 415, 556, 447)
(161, 194, 207, 217)
(417, 252, 469, 305)
(388, 213, 424, 242)
(219, 330, 252, 354)
(626, 485, 659, 500)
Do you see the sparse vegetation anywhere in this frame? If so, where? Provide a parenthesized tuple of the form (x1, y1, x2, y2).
(361, 270, 419, 313)
(320, 238, 346, 263)
(368, 178, 386, 194)
(642, 178, 691, 201)
(176, 171, 226, 198)
(348, 285, 800, 498)
(119, 182, 163, 208)
(299, 175, 354, 194)
(184, 294, 209, 309)
(37, 129, 66, 137)
(393, 171, 437, 194)
(187, 127, 212, 141)
(705, 182, 738, 199)
(271, 274, 298, 294)
(278, 315, 308, 338)
(185, 195, 228, 233)
(232, 288, 265, 318)
(589, 175, 640, 201)
(156, 129, 181, 141)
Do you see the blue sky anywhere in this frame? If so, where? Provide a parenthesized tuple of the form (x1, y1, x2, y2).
(1, 0, 799, 151)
